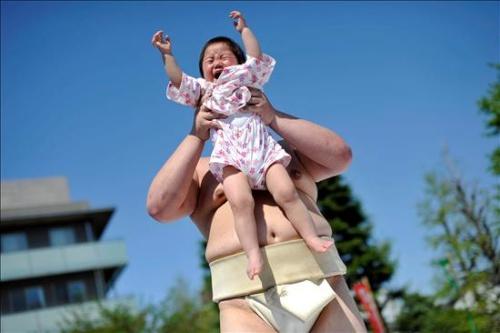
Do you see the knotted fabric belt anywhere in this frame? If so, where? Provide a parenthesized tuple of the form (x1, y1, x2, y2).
(210, 237, 347, 302)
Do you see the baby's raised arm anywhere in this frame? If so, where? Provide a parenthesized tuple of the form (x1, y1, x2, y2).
(151, 31, 183, 88)
(230, 11, 261, 59)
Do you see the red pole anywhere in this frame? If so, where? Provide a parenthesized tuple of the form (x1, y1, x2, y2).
(353, 277, 385, 333)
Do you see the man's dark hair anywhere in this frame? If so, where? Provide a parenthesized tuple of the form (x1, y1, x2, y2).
(198, 36, 246, 78)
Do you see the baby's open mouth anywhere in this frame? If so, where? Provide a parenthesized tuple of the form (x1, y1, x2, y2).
(213, 68, 223, 79)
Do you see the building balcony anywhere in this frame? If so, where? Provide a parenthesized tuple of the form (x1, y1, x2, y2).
(1, 296, 136, 333)
(1, 240, 127, 282)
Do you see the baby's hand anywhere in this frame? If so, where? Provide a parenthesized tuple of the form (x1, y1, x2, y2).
(229, 11, 247, 32)
(151, 31, 172, 55)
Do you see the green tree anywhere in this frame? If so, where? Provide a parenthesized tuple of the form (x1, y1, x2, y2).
(393, 292, 435, 332)
(157, 278, 218, 333)
(478, 64, 500, 176)
(59, 278, 219, 333)
(411, 67, 500, 331)
(394, 291, 497, 333)
(395, 65, 500, 333)
(59, 303, 151, 333)
(478, 64, 500, 234)
(418, 153, 500, 329)
(318, 176, 396, 293)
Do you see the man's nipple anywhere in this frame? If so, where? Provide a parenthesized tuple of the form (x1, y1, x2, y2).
(291, 169, 302, 179)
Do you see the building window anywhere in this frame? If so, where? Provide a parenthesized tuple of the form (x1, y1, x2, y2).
(55, 281, 68, 304)
(49, 226, 76, 246)
(67, 280, 86, 303)
(1, 232, 28, 253)
(7, 286, 46, 313)
(10, 289, 26, 312)
(84, 222, 94, 242)
(25, 286, 46, 310)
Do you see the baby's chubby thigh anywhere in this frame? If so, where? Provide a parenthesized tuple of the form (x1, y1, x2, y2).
(222, 165, 255, 214)
(265, 162, 299, 206)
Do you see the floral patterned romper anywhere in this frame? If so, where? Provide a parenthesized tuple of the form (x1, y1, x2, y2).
(167, 54, 290, 189)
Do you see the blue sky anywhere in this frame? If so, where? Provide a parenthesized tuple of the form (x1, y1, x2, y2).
(1, 1, 498, 304)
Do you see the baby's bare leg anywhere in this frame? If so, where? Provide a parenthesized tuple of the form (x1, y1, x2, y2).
(222, 166, 263, 279)
(265, 163, 333, 252)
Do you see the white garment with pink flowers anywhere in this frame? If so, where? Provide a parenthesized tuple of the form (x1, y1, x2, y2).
(167, 54, 290, 189)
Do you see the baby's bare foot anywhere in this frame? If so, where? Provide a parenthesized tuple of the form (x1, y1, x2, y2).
(305, 237, 333, 253)
(246, 251, 263, 280)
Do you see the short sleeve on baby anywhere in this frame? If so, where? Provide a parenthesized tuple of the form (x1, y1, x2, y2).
(244, 53, 276, 87)
(166, 73, 207, 107)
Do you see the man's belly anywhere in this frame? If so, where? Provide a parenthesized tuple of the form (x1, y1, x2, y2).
(204, 191, 332, 263)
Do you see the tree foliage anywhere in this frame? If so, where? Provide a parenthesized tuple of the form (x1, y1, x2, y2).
(59, 278, 219, 333)
(393, 292, 435, 332)
(418, 155, 499, 318)
(394, 291, 498, 333)
(404, 67, 500, 331)
(478, 64, 500, 176)
(318, 176, 396, 292)
(59, 303, 149, 333)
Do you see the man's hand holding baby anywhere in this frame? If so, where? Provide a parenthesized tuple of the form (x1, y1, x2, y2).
(191, 104, 225, 141)
(243, 88, 276, 126)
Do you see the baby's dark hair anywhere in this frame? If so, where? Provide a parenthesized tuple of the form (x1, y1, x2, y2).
(198, 36, 246, 78)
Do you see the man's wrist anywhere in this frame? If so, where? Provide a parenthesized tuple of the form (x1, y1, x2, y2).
(269, 109, 291, 131)
(188, 129, 208, 143)
(268, 112, 278, 130)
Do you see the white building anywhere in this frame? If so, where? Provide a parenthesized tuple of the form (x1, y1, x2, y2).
(1, 177, 128, 333)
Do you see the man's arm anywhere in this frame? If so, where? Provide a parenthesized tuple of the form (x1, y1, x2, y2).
(146, 134, 202, 222)
(244, 89, 353, 181)
(151, 30, 183, 88)
(230, 11, 261, 59)
(272, 111, 353, 181)
(146, 105, 224, 222)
